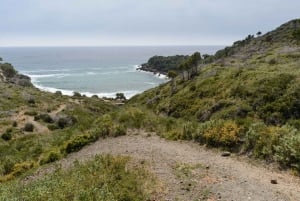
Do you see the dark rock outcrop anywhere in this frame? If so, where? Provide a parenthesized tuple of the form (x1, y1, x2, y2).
(9, 74, 33, 87)
(0, 62, 33, 87)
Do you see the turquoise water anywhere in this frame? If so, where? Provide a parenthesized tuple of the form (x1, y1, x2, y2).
(0, 46, 222, 98)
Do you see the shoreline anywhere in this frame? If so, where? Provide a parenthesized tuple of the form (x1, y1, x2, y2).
(32, 81, 140, 99)
(135, 65, 169, 79)
(24, 65, 169, 99)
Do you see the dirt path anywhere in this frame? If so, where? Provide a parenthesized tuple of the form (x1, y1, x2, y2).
(26, 132, 300, 201)
(49, 104, 66, 117)
(11, 104, 67, 134)
(11, 111, 49, 133)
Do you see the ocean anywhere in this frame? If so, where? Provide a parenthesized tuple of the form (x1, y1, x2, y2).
(0, 46, 222, 98)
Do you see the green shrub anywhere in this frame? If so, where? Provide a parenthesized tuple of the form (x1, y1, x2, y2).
(112, 124, 127, 137)
(164, 129, 182, 140)
(275, 127, 300, 171)
(1, 158, 15, 175)
(287, 119, 300, 130)
(64, 133, 98, 154)
(245, 123, 285, 159)
(55, 91, 62, 95)
(94, 114, 113, 137)
(73, 91, 81, 97)
(199, 120, 240, 147)
(27, 97, 35, 105)
(1, 130, 12, 141)
(57, 117, 68, 129)
(181, 122, 195, 140)
(57, 116, 75, 129)
(47, 124, 59, 131)
(118, 107, 145, 128)
(40, 150, 61, 165)
(35, 113, 53, 123)
(0, 63, 17, 78)
(268, 58, 277, 65)
(292, 28, 300, 41)
(24, 111, 37, 116)
(11, 161, 34, 177)
(12, 121, 17, 127)
(24, 123, 34, 132)
(244, 122, 266, 152)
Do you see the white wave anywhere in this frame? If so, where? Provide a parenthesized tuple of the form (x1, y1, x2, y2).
(27, 73, 70, 78)
(134, 65, 141, 69)
(91, 66, 131, 71)
(33, 83, 74, 96)
(22, 69, 70, 73)
(136, 67, 169, 80)
(24, 73, 71, 85)
(82, 90, 140, 99)
(32, 82, 140, 99)
(144, 82, 156, 85)
(155, 73, 168, 79)
(86, 72, 97, 75)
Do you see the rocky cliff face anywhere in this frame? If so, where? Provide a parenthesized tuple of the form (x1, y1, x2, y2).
(0, 62, 33, 87)
(8, 74, 32, 87)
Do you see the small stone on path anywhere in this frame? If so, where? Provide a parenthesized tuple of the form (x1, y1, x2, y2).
(270, 179, 278, 184)
(221, 152, 231, 157)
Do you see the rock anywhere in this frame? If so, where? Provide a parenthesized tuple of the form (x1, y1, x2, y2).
(10, 74, 33, 87)
(270, 179, 278, 184)
(221, 152, 231, 157)
(197, 110, 212, 122)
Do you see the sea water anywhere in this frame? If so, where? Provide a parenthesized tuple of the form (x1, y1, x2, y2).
(0, 46, 222, 98)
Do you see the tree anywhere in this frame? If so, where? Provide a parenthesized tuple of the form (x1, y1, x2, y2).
(0, 63, 17, 78)
(167, 70, 178, 95)
(179, 63, 188, 81)
(116, 93, 126, 101)
(189, 52, 202, 77)
(73, 91, 81, 97)
(292, 29, 300, 41)
(256, 31, 262, 36)
(203, 54, 214, 64)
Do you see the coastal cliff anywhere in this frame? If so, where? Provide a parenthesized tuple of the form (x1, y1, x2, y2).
(0, 62, 32, 87)
(137, 55, 189, 75)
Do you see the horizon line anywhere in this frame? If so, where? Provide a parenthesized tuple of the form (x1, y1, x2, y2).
(0, 44, 227, 48)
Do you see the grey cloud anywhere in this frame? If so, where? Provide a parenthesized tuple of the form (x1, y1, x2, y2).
(0, 0, 299, 46)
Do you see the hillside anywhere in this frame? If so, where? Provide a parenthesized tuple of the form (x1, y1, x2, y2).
(0, 70, 115, 174)
(127, 19, 300, 171)
(0, 64, 162, 200)
(1, 19, 300, 200)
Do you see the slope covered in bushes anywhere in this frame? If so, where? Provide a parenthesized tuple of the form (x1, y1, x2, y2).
(0, 66, 115, 181)
(127, 19, 300, 171)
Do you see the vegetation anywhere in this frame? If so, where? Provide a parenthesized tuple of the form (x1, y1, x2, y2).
(125, 19, 300, 172)
(0, 78, 114, 181)
(1, 129, 12, 141)
(0, 155, 156, 201)
(0, 63, 17, 78)
(1, 18, 300, 200)
(115, 92, 126, 101)
(24, 123, 34, 132)
(138, 55, 189, 74)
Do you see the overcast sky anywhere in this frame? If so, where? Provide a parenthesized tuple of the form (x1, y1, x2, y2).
(0, 0, 299, 46)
